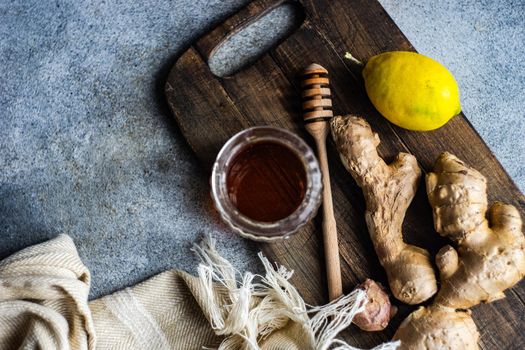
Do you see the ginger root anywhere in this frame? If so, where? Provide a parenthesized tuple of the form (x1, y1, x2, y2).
(353, 279, 397, 331)
(394, 152, 525, 349)
(331, 116, 437, 304)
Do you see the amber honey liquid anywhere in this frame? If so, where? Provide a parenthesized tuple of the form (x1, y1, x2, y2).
(226, 141, 307, 222)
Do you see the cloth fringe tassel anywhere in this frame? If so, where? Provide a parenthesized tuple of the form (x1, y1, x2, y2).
(192, 235, 400, 350)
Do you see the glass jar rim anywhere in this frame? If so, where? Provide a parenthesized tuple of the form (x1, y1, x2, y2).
(211, 126, 322, 242)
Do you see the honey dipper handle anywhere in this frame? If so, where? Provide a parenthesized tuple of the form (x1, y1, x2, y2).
(316, 135, 343, 301)
(302, 63, 342, 301)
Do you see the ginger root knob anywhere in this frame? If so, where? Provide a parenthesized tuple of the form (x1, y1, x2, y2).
(353, 279, 396, 331)
(330, 115, 437, 304)
(394, 152, 525, 349)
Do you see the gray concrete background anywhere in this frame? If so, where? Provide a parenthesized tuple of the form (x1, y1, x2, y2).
(1, 0, 523, 299)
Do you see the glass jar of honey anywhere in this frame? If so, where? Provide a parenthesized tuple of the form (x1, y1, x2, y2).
(211, 126, 322, 241)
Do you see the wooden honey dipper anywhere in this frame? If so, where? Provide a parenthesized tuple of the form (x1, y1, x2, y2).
(302, 63, 342, 301)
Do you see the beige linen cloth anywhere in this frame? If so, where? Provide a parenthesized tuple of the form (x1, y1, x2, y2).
(0, 234, 399, 350)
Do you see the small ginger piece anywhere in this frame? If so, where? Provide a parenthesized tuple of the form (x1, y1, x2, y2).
(331, 115, 437, 304)
(394, 152, 525, 349)
(353, 279, 396, 331)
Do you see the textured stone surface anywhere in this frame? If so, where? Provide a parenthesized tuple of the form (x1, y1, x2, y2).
(1, 0, 523, 299)
(0, 0, 258, 299)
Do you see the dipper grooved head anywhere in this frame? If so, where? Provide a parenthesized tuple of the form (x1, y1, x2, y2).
(302, 63, 333, 123)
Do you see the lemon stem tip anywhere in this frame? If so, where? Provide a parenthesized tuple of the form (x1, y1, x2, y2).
(344, 52, 364, 66)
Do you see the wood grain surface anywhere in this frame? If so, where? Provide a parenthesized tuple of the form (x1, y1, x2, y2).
(165, 0, 525, 348)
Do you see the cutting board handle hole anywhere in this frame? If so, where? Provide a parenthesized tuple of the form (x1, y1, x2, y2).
(208, 1, 305, 78)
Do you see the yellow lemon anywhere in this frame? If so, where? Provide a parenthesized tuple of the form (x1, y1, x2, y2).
(362, 51, 461, 131)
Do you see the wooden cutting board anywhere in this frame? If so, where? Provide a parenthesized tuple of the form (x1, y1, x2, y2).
(165, 0, 525, 347)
